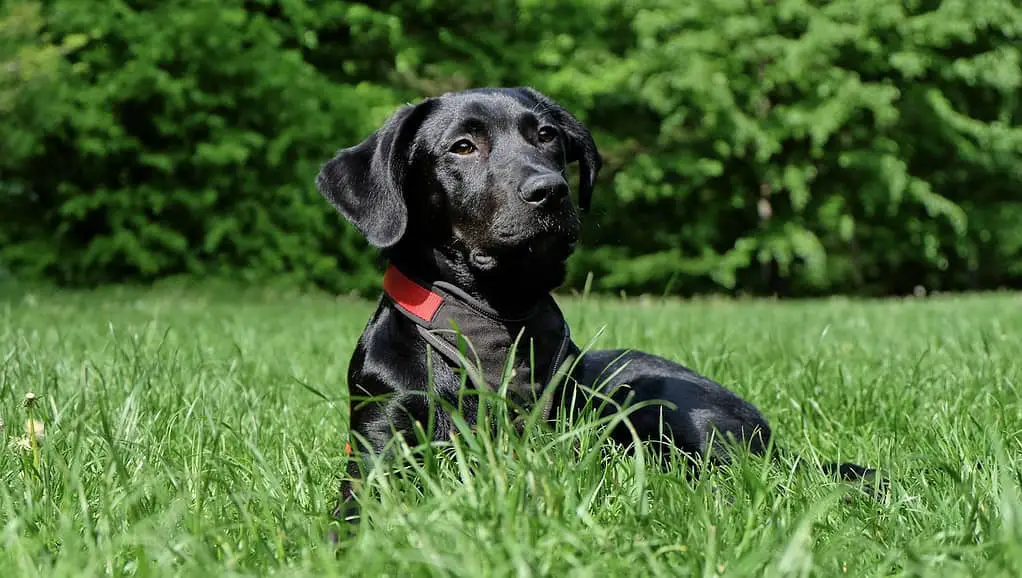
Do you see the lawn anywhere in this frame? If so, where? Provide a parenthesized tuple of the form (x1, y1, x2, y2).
(1, 283, 1020, 577)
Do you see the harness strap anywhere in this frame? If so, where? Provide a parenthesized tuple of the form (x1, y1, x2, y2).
(381, 264, 575, 419)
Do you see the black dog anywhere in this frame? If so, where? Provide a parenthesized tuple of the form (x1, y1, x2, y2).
(316, 87, 877, 527)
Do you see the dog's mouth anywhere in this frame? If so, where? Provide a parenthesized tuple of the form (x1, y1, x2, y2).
(469, 230, 578, 272)
(525, 235, 577, 259)
(502, 226, 578, 257)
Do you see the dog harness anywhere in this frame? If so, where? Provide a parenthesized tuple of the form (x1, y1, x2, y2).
(382, 265, 577, 419)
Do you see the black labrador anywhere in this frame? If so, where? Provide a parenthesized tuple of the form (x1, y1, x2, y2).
(316, 87, 878, 528)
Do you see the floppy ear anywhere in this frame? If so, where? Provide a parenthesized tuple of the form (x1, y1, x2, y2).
(519, 87, 603, 212)
(316, 100, 436, 249)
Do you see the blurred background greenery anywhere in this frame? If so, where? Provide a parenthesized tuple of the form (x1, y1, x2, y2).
(2, 0, 1020, 298)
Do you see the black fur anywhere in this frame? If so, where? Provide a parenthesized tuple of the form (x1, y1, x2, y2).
(316, 87, 880, 531)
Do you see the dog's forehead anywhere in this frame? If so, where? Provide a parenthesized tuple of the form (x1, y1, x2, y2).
(422, 92, 538, 137)
(454, 92, 528, 117)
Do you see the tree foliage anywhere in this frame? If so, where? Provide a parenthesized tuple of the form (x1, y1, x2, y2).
(2, 0, 1021, 296)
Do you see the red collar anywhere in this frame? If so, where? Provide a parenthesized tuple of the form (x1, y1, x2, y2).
(382, 265, 444, 322)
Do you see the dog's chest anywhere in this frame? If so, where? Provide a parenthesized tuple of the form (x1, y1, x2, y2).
(426, 296, 572, 399)
(381, 267, 575, 413)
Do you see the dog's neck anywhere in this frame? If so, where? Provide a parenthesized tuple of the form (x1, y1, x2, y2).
(385, 248, 561, 319)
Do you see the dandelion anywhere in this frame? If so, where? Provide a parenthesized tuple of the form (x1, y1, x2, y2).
(22, 392, 43, 469)
(24, 419, 45, 442)
(9, 437, 32, 452)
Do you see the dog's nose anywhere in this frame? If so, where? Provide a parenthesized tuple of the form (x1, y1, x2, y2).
(518, 174, 569, 206)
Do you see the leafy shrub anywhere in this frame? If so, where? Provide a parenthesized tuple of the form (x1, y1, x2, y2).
(2, 0, 1020, 297)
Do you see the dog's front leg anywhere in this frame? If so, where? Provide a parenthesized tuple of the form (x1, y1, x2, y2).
(330, 379, 468, 541)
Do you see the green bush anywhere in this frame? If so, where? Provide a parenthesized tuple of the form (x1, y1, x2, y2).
(1, 0, 392, 292)
(2, 0, 1021, 297)
(560, 0, 1022, 296)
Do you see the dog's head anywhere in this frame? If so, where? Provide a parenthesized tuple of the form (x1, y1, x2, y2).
(316, 87, 602, 298)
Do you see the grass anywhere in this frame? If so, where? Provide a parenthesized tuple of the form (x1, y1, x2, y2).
(1, 282, 1021, 577)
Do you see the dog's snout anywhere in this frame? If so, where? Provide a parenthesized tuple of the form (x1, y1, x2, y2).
(518, 174, 569, 206)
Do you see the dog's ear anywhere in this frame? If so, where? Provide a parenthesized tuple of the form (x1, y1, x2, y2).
(316, 100, 436, 249)
(519, 87, 603, 212)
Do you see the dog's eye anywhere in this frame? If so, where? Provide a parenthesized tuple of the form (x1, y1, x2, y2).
(537, 127, 558, 143)
(450, 140, 477, 155)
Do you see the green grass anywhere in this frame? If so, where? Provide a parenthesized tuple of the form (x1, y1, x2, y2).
(2, 283, 1021, 577)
